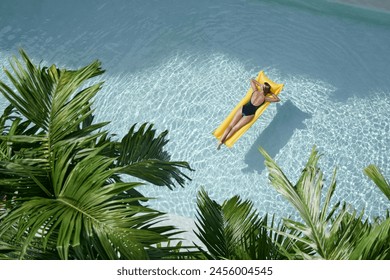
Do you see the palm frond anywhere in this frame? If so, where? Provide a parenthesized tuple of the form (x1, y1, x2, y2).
(0, 49, 196, 260)
(112, 123, 193, 189)
(259, 146, 382, 259)
(0, 50, 109, 199)
(0, 142, 179, 259)
(364, 164, 390, 201)
(0, 220, 60, 260)
(195, 188, 281, 259)
(0, 49, 107, 147)
(349, 216, 390, 260)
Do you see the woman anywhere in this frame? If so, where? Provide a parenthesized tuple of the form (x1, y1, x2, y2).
(217, 78, 280, 150)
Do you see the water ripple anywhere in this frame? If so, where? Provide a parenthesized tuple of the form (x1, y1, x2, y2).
(91, 52, 390, 219)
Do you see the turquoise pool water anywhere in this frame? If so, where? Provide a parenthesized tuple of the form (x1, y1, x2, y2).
(1, 0, 389, 220)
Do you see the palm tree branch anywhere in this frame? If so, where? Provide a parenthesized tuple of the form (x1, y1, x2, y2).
(364, 164, 390, 200)
(110, 123, 193, 189)
(259, 146, 349, 259)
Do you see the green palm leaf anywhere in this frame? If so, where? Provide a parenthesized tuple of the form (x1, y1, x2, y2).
(0, 50, 195, 260)
(0, 105, 50, 199)
(112, 123, 193, 189)
(0, 142, 176, 259)
(364, 165, 390, 201)
(259, 146, 381, 259)
(195, 188, 282, 259)
(347, 164, 390, 259)
(349, 216, 390, 259)
(0, 49, 105, 137)
(0, 50, 109, 197)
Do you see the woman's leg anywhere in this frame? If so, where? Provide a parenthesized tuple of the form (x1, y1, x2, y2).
(223, 114, 254, 143)
(217, 107, 243, 149)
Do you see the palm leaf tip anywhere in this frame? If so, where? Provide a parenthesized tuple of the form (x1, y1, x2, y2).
(364, 164, 390, 201)
(115, 123, 193, 189)
(1, 49, 105, 140)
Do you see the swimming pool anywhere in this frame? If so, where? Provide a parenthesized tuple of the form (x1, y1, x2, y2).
(1, 0, 389, 221)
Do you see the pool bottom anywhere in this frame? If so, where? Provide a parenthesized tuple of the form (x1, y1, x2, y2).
(89, 52, 390, 221)
(0, 49, 388, 221)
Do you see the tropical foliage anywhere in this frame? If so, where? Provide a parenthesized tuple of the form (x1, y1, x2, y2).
(1, 50, 389, 260)
(261, 147, 390, 259)
(0, 50, 194, 260)
(195, 188, 299, 260)
(195, 148, 390, 260)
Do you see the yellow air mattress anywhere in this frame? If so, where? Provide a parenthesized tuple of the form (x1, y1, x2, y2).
(213, 71, 284, 148)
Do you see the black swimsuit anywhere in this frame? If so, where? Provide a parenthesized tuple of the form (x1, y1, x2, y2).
(242, 93, 263, 116)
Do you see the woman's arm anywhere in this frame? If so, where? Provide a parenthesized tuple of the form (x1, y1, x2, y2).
(251, 78, 263, 88)
(250, 79, 259, 91)
(265, 92, 280, 103)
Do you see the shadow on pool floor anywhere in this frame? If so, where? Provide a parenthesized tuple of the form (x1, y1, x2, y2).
(242, 100, 311, 174)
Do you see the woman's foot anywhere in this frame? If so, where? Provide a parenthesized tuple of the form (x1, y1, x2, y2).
(217, 142, 223, 150)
